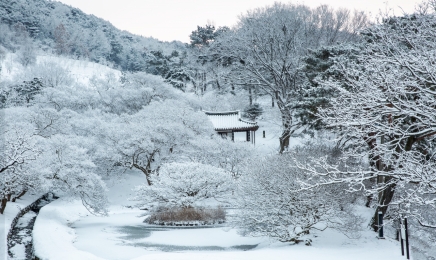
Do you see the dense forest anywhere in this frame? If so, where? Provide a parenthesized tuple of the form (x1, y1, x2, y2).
(0, 0, 184, 71)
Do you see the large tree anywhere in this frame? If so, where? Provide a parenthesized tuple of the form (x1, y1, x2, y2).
(300, 12, 436, 230)
(214, 3, 368, 152)
(100, 100, 214, 185)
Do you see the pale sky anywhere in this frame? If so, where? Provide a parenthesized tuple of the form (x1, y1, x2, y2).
(57, 0, 426, 42)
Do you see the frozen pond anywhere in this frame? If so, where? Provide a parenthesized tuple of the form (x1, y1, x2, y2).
(72, 209, 265, 260)
(114, 224, 260, 252)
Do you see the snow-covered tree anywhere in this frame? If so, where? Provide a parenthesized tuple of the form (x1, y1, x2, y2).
(236, 141, 361, 242)
(26, 61, 73, 88)
(134, 162, 233, 208)
(301, 13, 436, 229)
(214, 3, 368, 152)
(187, 137, 254, 178)
(1, 105, 109, 215)
(37, 135, 108, 215)
(0, 108, 42, 214)
(0, 77, 43, 108)
(243, 103, 263, 121)
(101, 99, 214, 185)
(164, 67, 191, 92)
(53, 23, 71, 55)
(189, 24, 228, 48)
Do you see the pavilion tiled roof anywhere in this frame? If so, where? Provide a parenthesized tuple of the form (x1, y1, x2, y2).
(204, 110, 259, 132)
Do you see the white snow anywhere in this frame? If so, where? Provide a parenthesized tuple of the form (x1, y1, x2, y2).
(205, 111, 258, 131)
(37, 55, 121, 85)
(31, 169, 406, 260)
(9, 243, 25, 260)
(131, 242, 404, 260)
(33, 198, 105, 260)
(0, 52, 121, 85)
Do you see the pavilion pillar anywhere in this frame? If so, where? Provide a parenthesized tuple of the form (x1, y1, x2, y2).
(231, 131, 234, 142)
(246, 131, 250, 142)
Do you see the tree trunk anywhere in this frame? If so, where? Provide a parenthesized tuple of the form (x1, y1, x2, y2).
(248, 86, 253, 106)
(370, 180, 396, 231)
(364, 132, 382, 208)
(277, 101, 292, 154)
(215, 79, 221, 91)
(369, 135, 414, 231)
(278, 114, 292, 153)
(133, 164, 152, 186)
(279, 129, 290, 154)
(132, 150, 159, 186)
(365, 194, 373, 208)
(192, 81, 198, 95)
(0, 198, 7, 214)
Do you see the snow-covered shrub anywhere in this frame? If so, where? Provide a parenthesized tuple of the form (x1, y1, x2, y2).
(134, 162, 233, 208)
(147, 206, 226, 225)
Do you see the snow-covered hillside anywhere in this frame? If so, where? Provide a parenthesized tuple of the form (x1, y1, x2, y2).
(1, 53, 121, 85)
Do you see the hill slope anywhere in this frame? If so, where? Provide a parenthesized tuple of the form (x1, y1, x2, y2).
(0, 0, 185, 71)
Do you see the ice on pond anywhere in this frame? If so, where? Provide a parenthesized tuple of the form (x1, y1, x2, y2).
(114, 225, 262, 252)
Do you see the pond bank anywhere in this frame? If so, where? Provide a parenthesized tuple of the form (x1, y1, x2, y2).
(8, 193, 57, 259)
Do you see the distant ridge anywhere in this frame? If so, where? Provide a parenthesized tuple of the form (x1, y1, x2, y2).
(0, 0, 185, 72)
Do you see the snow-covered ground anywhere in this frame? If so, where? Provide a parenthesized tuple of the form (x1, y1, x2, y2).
(37, 55, 121, 86)
(0, 52, 120, 85)
(31, 169, 406, 260)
